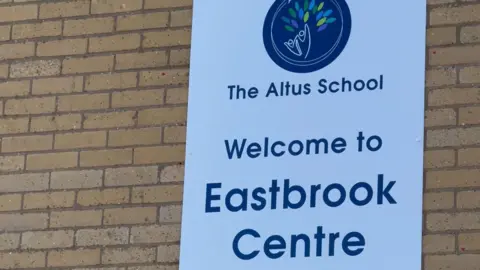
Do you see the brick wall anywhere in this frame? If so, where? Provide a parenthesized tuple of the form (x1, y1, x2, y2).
(0, 0, 477, 269)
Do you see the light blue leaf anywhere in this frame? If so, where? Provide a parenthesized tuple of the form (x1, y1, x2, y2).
(324, 9, 332, 16)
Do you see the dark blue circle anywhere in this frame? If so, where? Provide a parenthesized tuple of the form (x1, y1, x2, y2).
(263, 0, 351, 73)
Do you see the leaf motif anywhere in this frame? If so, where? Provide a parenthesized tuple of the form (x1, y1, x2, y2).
(326, 17, 336, 23)
(295, 2, 300, 10)
(324, 9, 333, 16)
(316, 17, 326, 26)
(317, 24, 328, 32)
(309, 0, 315, 10)
(317, 2, 324, 11)
(315, 11, 324, 21)
(304, 0, 309, 11)
(303, 12, 310, 23)
(298, 9, 304, 19)
(285, 25, 295, 32)
(291, 19, 299, 28)
(288, 8, 296, 18)
(281, 16, 291, 24)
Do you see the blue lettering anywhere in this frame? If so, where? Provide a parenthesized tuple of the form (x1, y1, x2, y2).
(377, 174, 396, 204)
(342, 232, 365, 256)
(232, 229, 260, 260)
(224, 139, 246, 159)
(264, 235, 286, 259)
(225, 188, 248, 212)
(205, 183, 221, 213)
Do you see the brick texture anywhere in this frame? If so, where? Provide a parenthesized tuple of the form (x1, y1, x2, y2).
(0, 0, 475, 269)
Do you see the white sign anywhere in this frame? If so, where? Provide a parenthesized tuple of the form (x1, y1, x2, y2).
(180, 0, 426, 269)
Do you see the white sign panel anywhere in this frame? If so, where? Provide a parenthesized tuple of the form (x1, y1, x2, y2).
(180, 0, 426, 270)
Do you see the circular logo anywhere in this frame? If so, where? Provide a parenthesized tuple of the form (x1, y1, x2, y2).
(263, 0, 352, 73)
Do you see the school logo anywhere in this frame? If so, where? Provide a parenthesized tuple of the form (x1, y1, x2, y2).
(263, 0, 351, 73)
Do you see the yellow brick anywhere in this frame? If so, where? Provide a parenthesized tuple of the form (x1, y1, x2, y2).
(0, 173, 49, 193)
(424, 149, 455, 169)
(424, 192, 454, 210)
(105, 166, 158, 187)
(102, 247, 156, 264)
(104, 207, 156, 225)
(112, 89, 164, 108)
(55, 131, 107, 150)
(84, 111, 136, 129)
(32, 76, 83, 95)
(159, 205, 182, 223)
(0, 233, 20, 251)
(461, 25, 480, 43)
(63, 55, 114, 74)
(0, 213, 48, 231)
(64, 17, 115, 36)
(40, 0, 90, 19)
(426, 67, 456, 88)
(0, 155, 25, 172)
(423, 234, 455, 254)
(170, 48, 190, 66)
(457, 190, 480, 209)
(23, 191, 75, 210)
(426, 212, 480, 232)
(0, 252, 45, 269)
(427, 27, 456, 46)
(0, 25, 10, 41)
(160, 165, 184, 183)
(143, 29, 191, 47)
(116, 12, 169, 31)
(429, 88, 480, 107)
(91, 0, 142, 14)
(10, 59, 61, 78)
(145, 0, 192, 9)
(166, 87, 188, 104)
(0, 117, 29, 134)
(116, 51, 167, 70)
(37, 38, 87, 56)
(460, 66, 480, 83)
(30, 114, 82, 132)
(76, 228, 129, 247)
(77, 188, 129, 206)
(426, 127, 480, 148)
(425, 109, 456, 127)
(0, 64, 8, 79)
(80, 149, 132, 167)
(132, 185, 183, 203)
(48, 249, 100, 267)
(430, 4, 480, 25)
(138, 107, 187, 126)
(157, 244, 180, 262)
(21, 230, 73, 249)
(130, 224, 180, 243)
(5, 97, 55, 115)
(0, 5, 37, 22)
(426, 254, 480, 270)
(85, 72, 137, 91)
(170, 10, 193, 27)
(89, 33, 140, 52)
(12, 21, 62, 39)
(2, 135, 52, 153)
(429, 45, 480, 66)
(26, 152, 78, 170)
(109, 128, 162, 147)
(0, 194, 21, 212)
(0, 43, 35, 60)
(50, 170, 102, 190)
(459, 106, 480, 125)
(459, 233, 480, 251)
(50, 210, 102, 228)
(140, 69, 189, 86)
(426, 169, 480, 189)
(458, 148, 480, 166)
(134, 145, 185, 164)
(0, 81, 29, 98)
(57, 93, 110, 112)
(164, 126, 186, 143)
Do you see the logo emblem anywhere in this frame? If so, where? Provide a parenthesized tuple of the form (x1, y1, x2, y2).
(263, 0, 351, 73)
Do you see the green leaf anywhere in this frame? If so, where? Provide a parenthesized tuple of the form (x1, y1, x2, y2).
(288, 8, 296, 18)
(303, 12, 310, 23)
(317, 2, 324, 11)
(304, 0, 309, 11)
(285, 25, 295, 32)
(316, 17, 326, 26)
(312, 4, 317, 14)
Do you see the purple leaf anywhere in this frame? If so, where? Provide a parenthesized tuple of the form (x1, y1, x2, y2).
(317, 24, 328, 32)
(291, 19, 299, 28)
